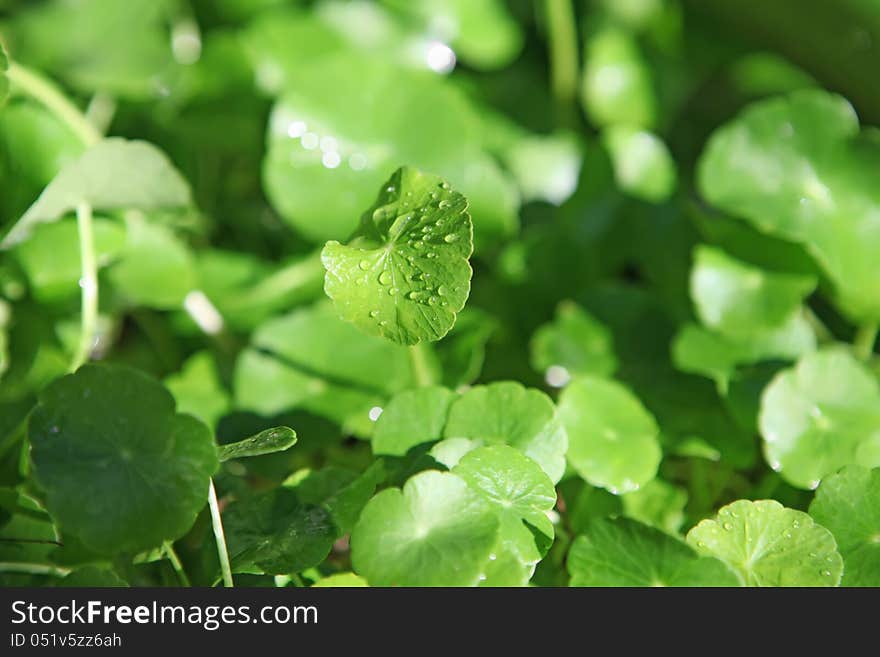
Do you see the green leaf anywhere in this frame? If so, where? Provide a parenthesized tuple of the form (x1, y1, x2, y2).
(453, 445, 556, 586)
(691, 245, 816, 338)
(809, 466, 880, 586)
(372, 386, 455, 456)
(558, 376, 661, 494)
(28, 364, 218, 554)
(164, 352, 230, 430)
(263, 56, 517, 247)
(530, 300, 617, 383)
(568, 518, 739, 587)
(443, 382, 568, 484)
(687, 499, 843, 586)
(219, 427, 297, 462)
(223, 487, 337, 576)
(672, 316, 816, 388)
(503, 132, 583, 205)
(311, 572, 368, 587)
(321, 166, 473, 345)
(285, 461, 385, 536)
(602, 127, 676, 202)
(234, 301, 416, 436)
(13, 217, 126, 303)
(759, 347, 880, 489)
(2, 139, 191, 248)
(351, 470, 499, 586)
(581, 27, 655, 129)
(107, 215, 196, 309)
(621, 479, 688, 534)
(697, 89, 880, 321)
(58, 566, 127, 587)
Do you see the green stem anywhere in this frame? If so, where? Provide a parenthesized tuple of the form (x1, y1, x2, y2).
(0, 562, 71, 578)
(409, 344, 434, 387)
(854, 322, 879, 361)
(6, 62, 101, 146)
(290, 572, 306, 588)
(208, 479, 234, 588)
(70, 202, 98, 372)
(544, 0, 580, 106)
(163, 542, 191, 587)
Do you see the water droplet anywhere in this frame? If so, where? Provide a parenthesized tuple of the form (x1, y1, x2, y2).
(440, 182, 450, 190)
(379, 320, 388, 327)
(426, 252, 437, 259)
(428, 296, 439, 306)
(440, 300, 448, 307)
(369, 310, 379, 318)
(723, 522, 733, 531)
(386, 185, 396, 193)
(378, 271, 392, 285)
(784, 531, 793, 539)
(438, 199, 451, 209)
(435, 219, 444, 227)
(823, 570, 832, 577)
(388, 288, 398, 296)
(413, 241, 424, 249)
(358, 260, 370, 270)
(437, 285, 448, 296)
(443, 234, 458, 243)
(372, 208, 387, 221)
(407, 291, 419, 300)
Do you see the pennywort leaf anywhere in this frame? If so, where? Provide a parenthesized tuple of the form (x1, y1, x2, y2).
(322, 166, 473, 345)
(687, 499, 843, 586)
(2, 138, 191, 248)
(28, 364, 218, 555)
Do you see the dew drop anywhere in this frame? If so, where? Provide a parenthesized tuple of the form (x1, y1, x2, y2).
(438, 199, 451, 209)
(358, 260, 370, 270)
(378, 271, 392, 285)
(428, 296, 439, 306)
(388, 288, 398, 296)
(723, 522, 733, 531)
(437, 285, 448, 296)
(426, 252, 437, 259)
(379, 320, 388, 327)
(443, 234, 458, 243)
(369, 310, 379, 318)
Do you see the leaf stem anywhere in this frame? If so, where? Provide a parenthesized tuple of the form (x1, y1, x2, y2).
(6, 62, 101, 147)
(409, 344, 434, 387)
(0, 562, 71, 578)
(290, 572, 306, 588)
(544, 0, 580, 106)
(70, 202, 98, 373)
(163, 542, 191, 587)
(208, 479, 234, 588)
(854, 322, 879, 361)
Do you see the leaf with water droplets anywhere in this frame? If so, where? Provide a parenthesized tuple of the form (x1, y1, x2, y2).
(558, 375, 661, 494)
(322, 166, 473, 345)
(687, 499, 843, 586)
(28, 364, 219, 555)
(453, 445, 556, 586)
(569, 517, 739, 587)
(218, 426, 297, 462)
(759, 347, 880, 489)
(698, 89, 880, 322)
(350, 470, 499, 586)
(809, 466, 880, 586)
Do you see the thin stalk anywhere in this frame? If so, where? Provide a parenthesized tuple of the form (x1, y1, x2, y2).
(544, 0, 580, 106)
(409, 344, 434, 387)
(854, 322, 879, 361)
(208, 479, 234, 588)
(0, 562, 71, 578)
(6, 62, 101, 146)
(290, 572, 306, 588)
(163, 542, 191, 587)
(70, 202, 98, 372)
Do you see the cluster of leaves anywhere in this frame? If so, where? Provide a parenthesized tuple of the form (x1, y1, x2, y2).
(1, 0, 880, 588)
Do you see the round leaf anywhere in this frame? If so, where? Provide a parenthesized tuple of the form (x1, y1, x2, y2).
(558, 376, 661, 494)
(351, 470, 499, 586)
(809, 466, 880, 586)
(372, 386, 455, 456)
(322, 166, 473, 345)
(687, 499, 843, 586)
(443, 381, 568, 483)
(759, 347, 880, 489)
(691, 245, 816, 338)
(602, 127, 676, 202)
(28, 364, 219, 554)
(568, 518, 739, 587)
(530, 300, 617, 382)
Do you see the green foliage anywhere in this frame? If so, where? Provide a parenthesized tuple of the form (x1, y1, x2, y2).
(322, 167, 473, 345)
(2, 0, 879, 589)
